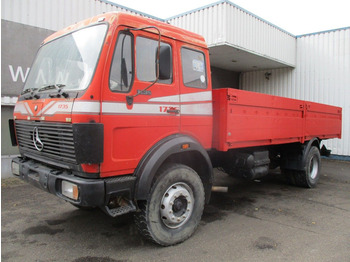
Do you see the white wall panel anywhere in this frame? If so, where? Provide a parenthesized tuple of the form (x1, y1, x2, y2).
(168, 1, 296, 67)
(241, 28, 350, 156)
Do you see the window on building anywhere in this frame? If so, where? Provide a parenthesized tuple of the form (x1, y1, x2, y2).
(181, 47, 207, 89)
(109, 32, 133, 92)
(136, 37, 172, 84)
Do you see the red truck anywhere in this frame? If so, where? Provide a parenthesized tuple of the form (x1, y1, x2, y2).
(10, 12, 342, 246)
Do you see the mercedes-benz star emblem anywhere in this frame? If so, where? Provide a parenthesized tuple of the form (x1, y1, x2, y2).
(34, 105, 38, 111)
(33, 127, 44, 151)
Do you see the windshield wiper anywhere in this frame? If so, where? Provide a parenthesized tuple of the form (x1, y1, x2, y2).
(21, 88, 37, 95)
(38, 84, 66, 92)
(21, 89, 31, 95)
(21, 88, 40, 100)
(38, 84, 69, 98)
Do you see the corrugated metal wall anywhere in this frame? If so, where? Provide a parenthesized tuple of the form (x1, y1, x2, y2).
(168, 3, 227, 48)
(241, 28, 350, 156)
(168, 1, 296, 67)
(1, 0, 156, 31)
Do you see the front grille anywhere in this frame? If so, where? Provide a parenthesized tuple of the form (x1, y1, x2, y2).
(15, 120, 77, 164)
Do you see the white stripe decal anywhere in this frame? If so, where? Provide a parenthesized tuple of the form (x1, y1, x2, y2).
(102, 102, 175, 115)
(148, 91, 212, 103)
(14, 98, 212, 117)
(148, 94, 180, 103)
(37, 101, 56, 116)
(102, 102, 212, 116)
(180, 91, 212, 103)
(24, 102, 34, 116)
(181, 103, 213, 115)
(39, 101, 100, 116)
(42, 101, 73, 116)
(14, 102, 28, 115)
(72, 101, 100, 114)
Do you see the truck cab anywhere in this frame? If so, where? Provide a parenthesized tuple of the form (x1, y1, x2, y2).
(11, 12, 214, 245)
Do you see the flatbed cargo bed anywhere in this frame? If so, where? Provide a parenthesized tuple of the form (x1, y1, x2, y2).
(212, 88, 342, 151)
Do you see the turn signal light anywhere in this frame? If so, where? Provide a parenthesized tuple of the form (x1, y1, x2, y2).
(11, 161, 20, 176)
(61, 181, 79, 200)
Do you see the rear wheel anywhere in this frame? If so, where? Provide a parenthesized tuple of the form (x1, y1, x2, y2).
(283, 146, 321, 188)
(134, 164, 205, 246)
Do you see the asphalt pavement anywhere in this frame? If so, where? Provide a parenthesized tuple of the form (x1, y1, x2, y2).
(2, 159, 350, 262)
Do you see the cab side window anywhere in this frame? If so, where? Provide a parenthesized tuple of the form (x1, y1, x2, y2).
(136, 37, 172, 84)
(181, 48, 207, 89)
(109, 32, 133, 92)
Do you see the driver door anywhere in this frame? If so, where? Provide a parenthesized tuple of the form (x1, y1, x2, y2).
(100, 28, 180, 177)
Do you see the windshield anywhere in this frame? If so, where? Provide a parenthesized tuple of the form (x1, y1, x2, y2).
(23, 24, 107, 93)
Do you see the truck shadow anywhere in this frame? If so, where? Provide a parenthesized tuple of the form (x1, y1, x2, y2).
(202, 169, 294, 224)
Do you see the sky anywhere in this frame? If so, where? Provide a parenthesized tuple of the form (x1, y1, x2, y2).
(109, 0, 349, 35)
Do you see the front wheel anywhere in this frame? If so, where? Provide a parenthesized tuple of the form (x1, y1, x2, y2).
(134, 164, 205, 246)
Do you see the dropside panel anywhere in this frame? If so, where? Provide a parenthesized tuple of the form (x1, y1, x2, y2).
(304, 102, 342, 140)
(212, 88, 341, 151)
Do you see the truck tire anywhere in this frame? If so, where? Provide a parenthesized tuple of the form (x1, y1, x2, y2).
(134, 164, 205, 246)
(284, 146, 321, 188)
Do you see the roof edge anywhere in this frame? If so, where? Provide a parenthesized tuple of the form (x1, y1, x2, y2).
(166, 0, 224, 20)
(99, 1, 349, 39)
(297, 26, 350, 38)
(166, 0, 296, 38)
(98, 0, 166, 22)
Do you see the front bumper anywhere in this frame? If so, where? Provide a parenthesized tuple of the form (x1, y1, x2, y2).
(12, 157, 136, 209)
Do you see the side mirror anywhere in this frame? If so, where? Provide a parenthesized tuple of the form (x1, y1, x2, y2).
(158, 46, 171, 80)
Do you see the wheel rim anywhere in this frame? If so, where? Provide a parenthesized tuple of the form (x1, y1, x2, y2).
(309, 156, 319, 180)
(160, 182, 194, 229)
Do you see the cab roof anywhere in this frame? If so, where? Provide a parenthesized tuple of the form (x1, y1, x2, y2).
(43, 12, 207, 49)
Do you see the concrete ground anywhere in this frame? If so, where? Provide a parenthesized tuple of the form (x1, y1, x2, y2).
(2, 159, 350, 262)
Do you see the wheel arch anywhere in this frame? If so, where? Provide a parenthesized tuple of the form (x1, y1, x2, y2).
(305, 137, 321, 152)
(301, 138, 321, 167)
(133, 134, 213, 204)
